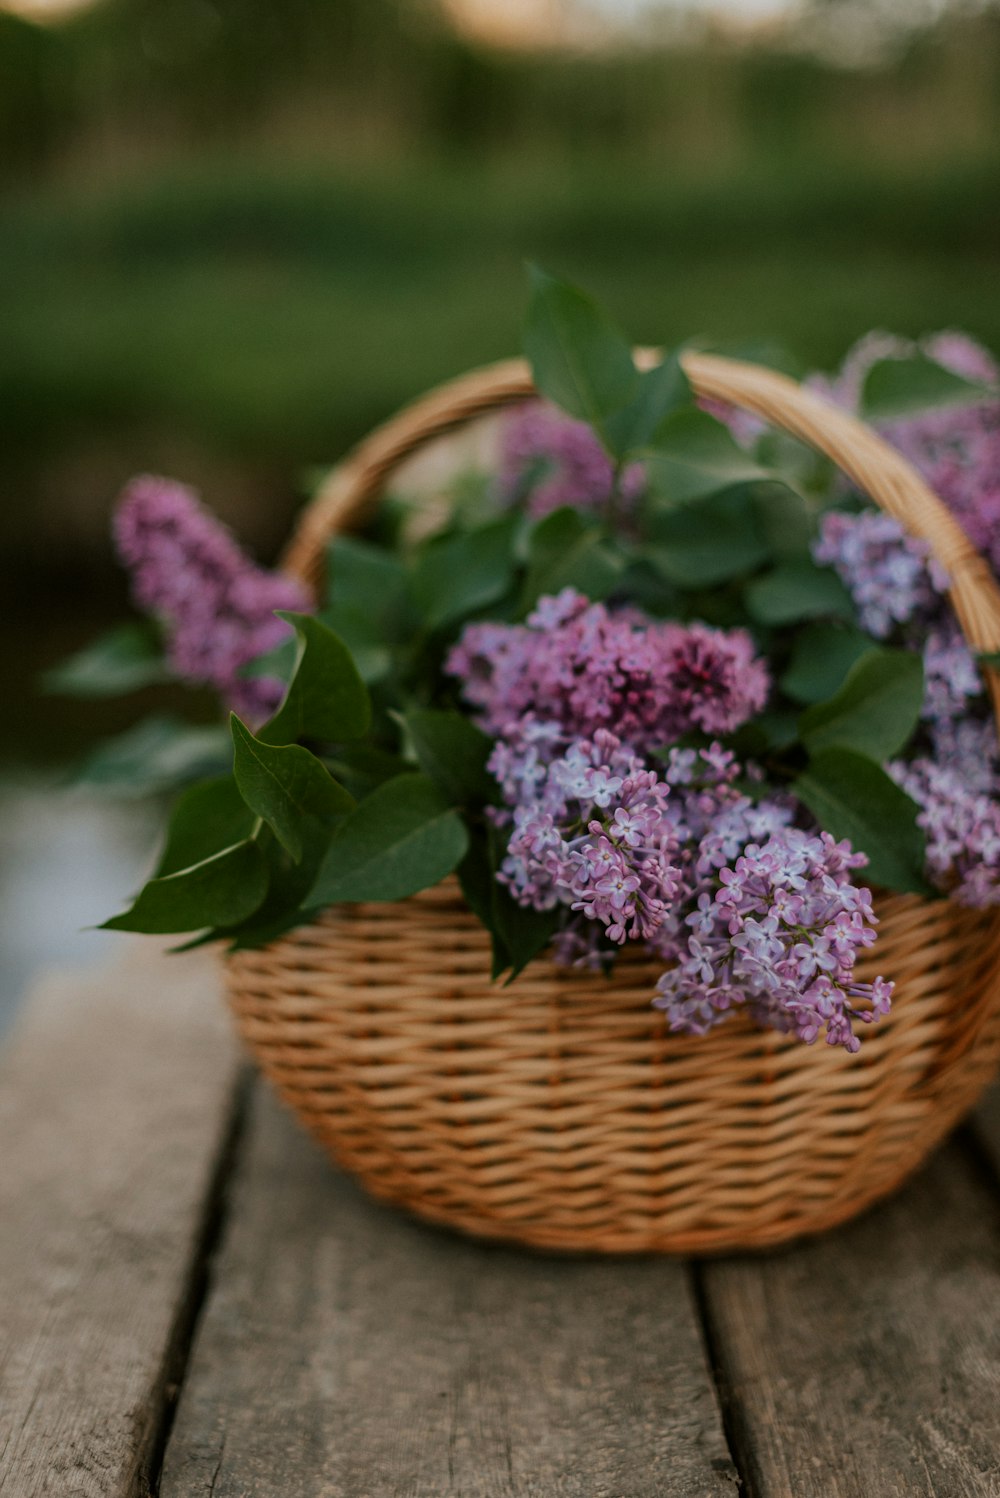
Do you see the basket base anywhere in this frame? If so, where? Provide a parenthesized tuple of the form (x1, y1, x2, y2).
(224, 884, 1000, 1255)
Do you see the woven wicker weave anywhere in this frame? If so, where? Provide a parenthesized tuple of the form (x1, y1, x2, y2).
(225, 353, 1000, 1254)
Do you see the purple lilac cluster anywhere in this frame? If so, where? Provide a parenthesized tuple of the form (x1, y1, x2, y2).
(114, 475, 310, 724)
(449, 588, 769, 753)
(449, 594, 891, 1050)
(497, 401, 645, 519)
(808, 332, 1000, 906)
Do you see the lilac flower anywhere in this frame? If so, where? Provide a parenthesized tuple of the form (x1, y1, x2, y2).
(492, 728, 682, 945)
(653, 827, 890, 1053)
(888, 755, 1000, 907)
(448, 589, 770, 753)
(498, 401, 645, 520)
(812, 509, 945, 639)
(813, 330, 1000, 575)
(114, 475, 310, 725)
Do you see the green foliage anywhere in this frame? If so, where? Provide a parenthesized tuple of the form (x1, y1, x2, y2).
(103, 838, 269, 934)
(794, 749, 932, 895)
(798, 649, 924, 761)
(861, 352, 994, 422)
(458, 826, 560, 981)
(261, 612, 370, 746)
(519, 507, 624, 611)
(231, 714, 354, 861)
(74, 716, 231, 796)
(308, 772, 468, 905)
(411, 515, 518, 630)
(403, 709, 496, 806)
(645, 488, 771, 588)
(524, 265, 639, 453)
(781, 622, 874, 704)
(41, 622, 169, 698)
(643, 409, 785, 506)
(154, 776, 254, 877)
(744, 560, 855, 625)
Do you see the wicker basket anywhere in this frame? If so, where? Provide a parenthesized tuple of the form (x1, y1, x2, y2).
(225, 353, 1000, 1254)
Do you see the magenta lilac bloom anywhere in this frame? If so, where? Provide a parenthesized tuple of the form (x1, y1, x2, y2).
(451, 595, 889, 1051)
(497, 401, 645, 519)
(448, 588, 770, 753)
(114, 475, 310, 725)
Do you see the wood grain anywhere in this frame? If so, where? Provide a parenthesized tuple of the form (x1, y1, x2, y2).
(0, 946, 241, 1498)
(162, 1085, 739, 1498)
(700, 1143, 1000, 1498)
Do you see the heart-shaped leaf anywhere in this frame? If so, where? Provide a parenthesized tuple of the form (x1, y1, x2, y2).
(308, 772, 469, 905)
(799, 648, 924, 761)
(523, 265, 638, 450)
(794, 748, 932, 895)
(232, 715, 354, 861)
(261, 613, 370, 746)
(103, 838, 269, 934)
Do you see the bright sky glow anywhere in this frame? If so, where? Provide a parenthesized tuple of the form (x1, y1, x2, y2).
(2, 0, 798, 25)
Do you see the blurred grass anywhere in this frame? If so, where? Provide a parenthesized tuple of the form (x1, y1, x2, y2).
(2, 146, 998, 764)
(2, 149, 999, 504)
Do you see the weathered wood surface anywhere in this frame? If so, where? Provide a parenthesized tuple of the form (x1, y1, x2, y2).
(700, 1140, 1000, 1498)
(0, 947, 242, 1498)
(161, 1085, 739, 1498)
(4, 939, 1000, 1498)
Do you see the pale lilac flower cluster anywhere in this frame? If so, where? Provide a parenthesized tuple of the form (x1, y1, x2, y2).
(448, 588, 769, 753)
(653, 824, 890, 1053)
(114, 475, 310, 724)
(812, 509, 945, 640)
(807, 333, 1000, 904)
(494, 728, 682, 944)
(451, 597, 889, 1050)
(813, 331, 1000, 572)
(498, 401, 645, 519)
(889, 754, 1000, 908)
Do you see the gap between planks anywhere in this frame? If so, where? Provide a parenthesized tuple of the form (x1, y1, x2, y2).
(0, 945, 245, 1498)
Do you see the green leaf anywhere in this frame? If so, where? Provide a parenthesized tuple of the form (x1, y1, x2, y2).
(643, 408, 785, 506)
(154, 776, 255, 878)
(238, 637, 297, 684)
(322, 535, 413, 679)
(799, 648, 924, 761)
(744, 561, 855, 625)
(261, 612, 370, 746)
(231, 715, 354, 861)
(411, 515, 518, 631)
(324, 744, 412, 800)
(41, 622, 170, 698)
(603, 352, 691, 458)
(308, 772, 469, 905)
(794, 748, 932, 895)
(219, 817, 333, 949)
(644, 487, 770, 588)
(861, 352, 994, 422)
(103, 838, 269, 934)
(519, 507, 624, 611)
(73, 717, 231, 797)
(404, 709, 496, 806)
(781, 623, 876, 705)
(458, 826, 560, 980)
(523, 265, 638, 448)
(750, 484, 814, 562)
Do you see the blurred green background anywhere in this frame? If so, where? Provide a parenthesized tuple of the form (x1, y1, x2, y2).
(3, 0, 1000, 768)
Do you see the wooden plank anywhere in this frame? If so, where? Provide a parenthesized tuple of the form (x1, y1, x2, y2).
(162, 1086, 738, 1498)
(0, 946, 242, 1498)
(700, 1142, 1000, 1498)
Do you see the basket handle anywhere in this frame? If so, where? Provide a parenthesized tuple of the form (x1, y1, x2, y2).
(281, 351, 1000, 714)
